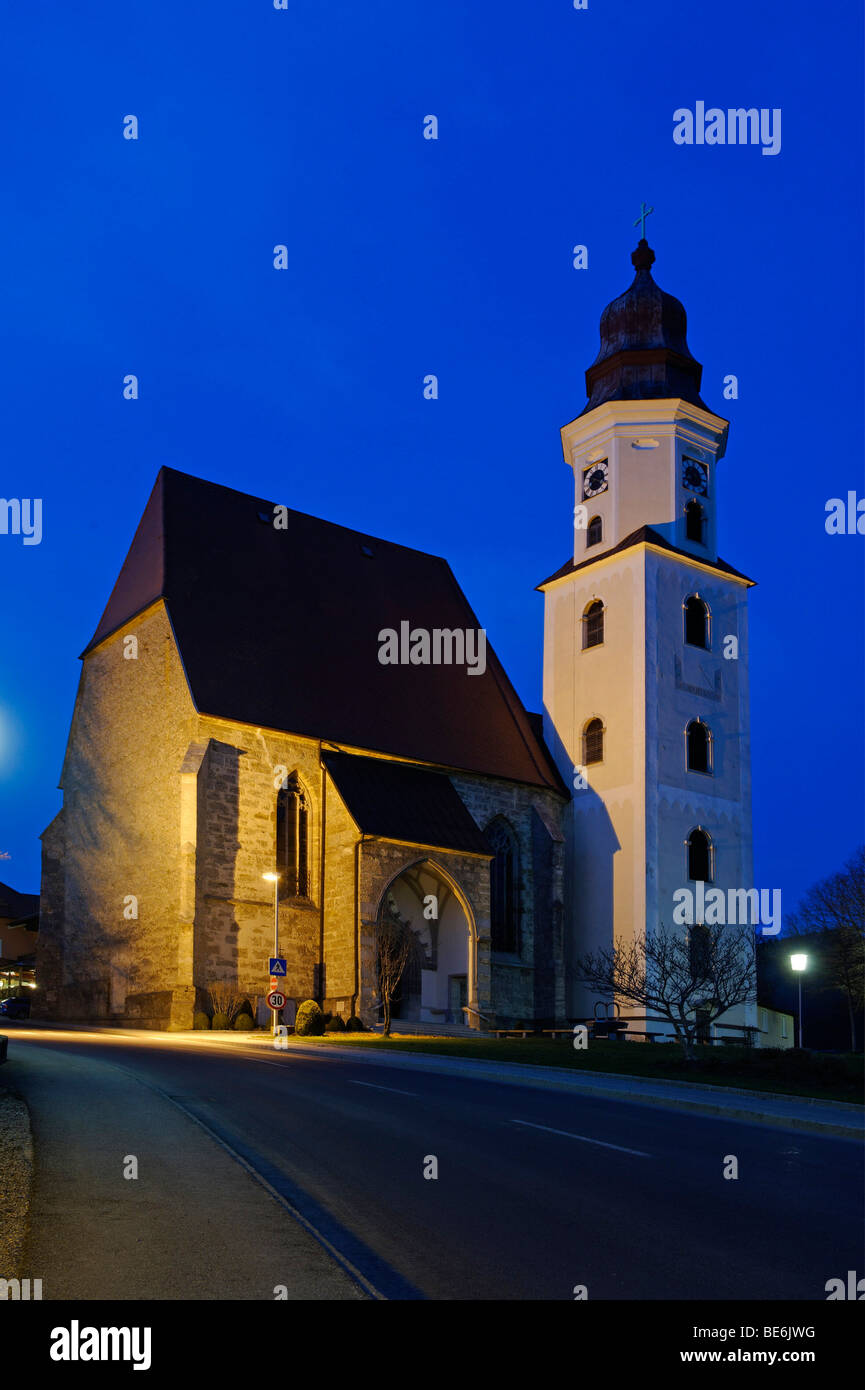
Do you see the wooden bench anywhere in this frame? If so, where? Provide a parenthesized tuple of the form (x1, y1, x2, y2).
(541, 1028, 577, 1039)
(491, 1029, 531, 1039)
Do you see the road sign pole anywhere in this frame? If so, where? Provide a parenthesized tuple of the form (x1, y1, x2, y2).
(272, 878, 279, 1037)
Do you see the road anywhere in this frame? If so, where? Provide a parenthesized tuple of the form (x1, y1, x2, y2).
(3, 1025, 862, 1301)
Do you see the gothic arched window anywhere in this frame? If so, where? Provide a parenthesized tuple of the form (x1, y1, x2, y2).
(685, 500, 705, 544)
(587, 515, 603, 547)
(687, 827, 713, 883)
(584, 717, 605, 765)
(486, 819, 519, 955)
(276, 774, 309, 897)
(582, 599, 605, 649)
(686, 719, 712, 773)
(684, 595, 709, 649)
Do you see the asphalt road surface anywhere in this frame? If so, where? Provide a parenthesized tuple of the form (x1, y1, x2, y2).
(4, 1026, 862, 1301)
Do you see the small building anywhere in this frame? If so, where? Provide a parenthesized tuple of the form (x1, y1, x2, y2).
(754, 1004, 794, 1050)
(0, 881, 39, 994)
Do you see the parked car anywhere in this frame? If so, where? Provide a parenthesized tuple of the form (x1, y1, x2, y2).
(0, 996, 31, 1019)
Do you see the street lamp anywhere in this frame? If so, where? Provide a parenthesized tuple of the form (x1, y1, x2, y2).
(790, 952, 808, 1048)
(263, 872, 280, 1036)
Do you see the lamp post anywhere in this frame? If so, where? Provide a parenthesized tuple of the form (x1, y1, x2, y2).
(263, 872, 280, 1036)
(790, 952, 807, 1049)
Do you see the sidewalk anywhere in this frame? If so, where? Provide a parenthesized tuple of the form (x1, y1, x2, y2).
(15, 1021, 864, 1140)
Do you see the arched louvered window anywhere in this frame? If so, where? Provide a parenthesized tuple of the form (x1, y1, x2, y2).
(584, 717, 605, 765)
(486, 819, 519, 954)
(582, 599, 604, 649)
(587, 515, 602, 546)
(685, 500, 705, 544)
(687, 827, 712, 883)
(276, 774, 309, 897)
(684, 595, 709, 649)
(686, 719, 712, 773)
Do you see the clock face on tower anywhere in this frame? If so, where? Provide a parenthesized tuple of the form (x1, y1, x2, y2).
(582, 460, 609, 499)
(682, 458, 708, 496)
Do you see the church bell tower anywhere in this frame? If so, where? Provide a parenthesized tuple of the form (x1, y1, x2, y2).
(540, 232, 756, 1025)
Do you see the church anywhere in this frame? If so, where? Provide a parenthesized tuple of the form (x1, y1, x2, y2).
(36, 235, 756, 1035)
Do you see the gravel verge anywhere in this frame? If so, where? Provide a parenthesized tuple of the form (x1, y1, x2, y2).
(0, 1087, 33, 1280)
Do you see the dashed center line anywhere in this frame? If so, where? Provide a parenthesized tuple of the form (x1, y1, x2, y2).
(348, 1080, 418, 1097)
(510, 1119, 651, 1157)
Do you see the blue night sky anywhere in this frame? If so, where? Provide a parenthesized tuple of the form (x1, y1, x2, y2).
(1, 1, 862, 918)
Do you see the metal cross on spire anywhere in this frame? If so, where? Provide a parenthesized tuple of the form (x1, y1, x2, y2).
(633, 201, 654, 239)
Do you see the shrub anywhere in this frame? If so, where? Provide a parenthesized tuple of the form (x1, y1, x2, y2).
(321, 1012, 333, 1024)
(344, 1015, 365, 1032)
(236, 998, 254, 1020)
(326, 1016, 346, 1032)
(193, 1012, 211, 1030)
(207, 981, 244, 1026)
(211, 1011, 230, 1030)
(234, 1013, 255, 1031)
(295, 1000, 325, 1036)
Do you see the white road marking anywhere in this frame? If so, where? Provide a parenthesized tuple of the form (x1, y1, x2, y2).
(510, 1118, 651, 1157)
(348, 1080, 417, 1097)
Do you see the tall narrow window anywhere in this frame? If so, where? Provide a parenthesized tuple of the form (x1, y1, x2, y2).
(686, 719, 712, 773)
(582, 599, 605, 649)
(689, 923, 713, 982)
(586, 515, 603, 546)
(486, 819, 519, 954)
(687, 827, 712, 883)
(584, 717, 605, 765)
(685, 500, 705, 543)
(276, 774, 309, 897)
(684, 595, 709, 649)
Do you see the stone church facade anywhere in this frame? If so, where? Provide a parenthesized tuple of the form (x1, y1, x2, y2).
(37, 470, 568, 1031)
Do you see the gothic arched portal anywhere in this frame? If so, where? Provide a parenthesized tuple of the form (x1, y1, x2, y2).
(375, 860, 475, 1027)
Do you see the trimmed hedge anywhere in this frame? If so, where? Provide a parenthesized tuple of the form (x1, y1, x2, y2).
(234, 1013, 255, 1031)
(295, 999, 326, 1036)
(326, 1016, 346, 1032)
(193, 1012, 211, 1030)
(211, 1012, 230, 1030)
(344, 1015, 366, 1032)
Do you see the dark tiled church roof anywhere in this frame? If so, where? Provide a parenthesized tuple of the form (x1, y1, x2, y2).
(322, 752, 492, 856)
(0, 882, 39, 921)
(85, 468, 565, 792)
(536, 525, 756, 590)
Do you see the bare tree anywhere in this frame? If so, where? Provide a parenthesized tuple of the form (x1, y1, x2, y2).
(207, 980, 244, 1024)
(574, 921, 757, 1061)
(375, 907, 413, 1038)
(786, 847, 865, 1050)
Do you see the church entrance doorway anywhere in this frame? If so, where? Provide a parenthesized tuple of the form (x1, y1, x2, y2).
(377, 861, 473, 1026)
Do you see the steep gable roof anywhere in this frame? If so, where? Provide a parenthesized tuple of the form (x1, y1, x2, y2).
(84, 468, 565, 792)
(0, 882, 39, 921)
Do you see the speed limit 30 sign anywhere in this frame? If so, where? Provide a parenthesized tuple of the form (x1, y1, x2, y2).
(267, 989, 287, 1011)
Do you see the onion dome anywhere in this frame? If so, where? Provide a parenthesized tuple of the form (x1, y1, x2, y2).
(582, 240, 707, 414)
